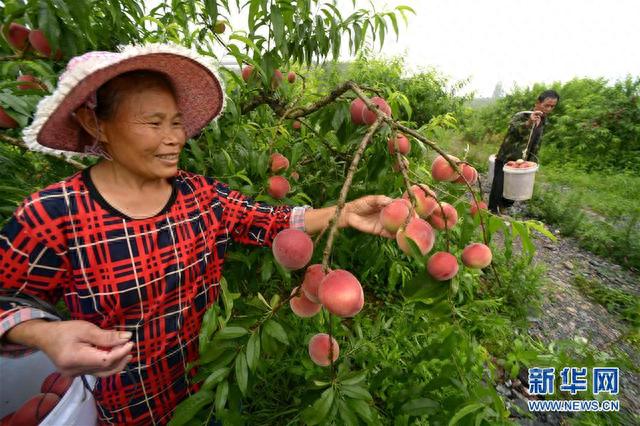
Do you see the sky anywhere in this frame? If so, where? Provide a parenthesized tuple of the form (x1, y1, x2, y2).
(373, 0, 640, 97)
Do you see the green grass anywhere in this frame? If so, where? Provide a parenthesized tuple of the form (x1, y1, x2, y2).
(572, 275, 640, 327)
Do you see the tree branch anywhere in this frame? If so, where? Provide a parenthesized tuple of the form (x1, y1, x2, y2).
(0, 133, 86, 170)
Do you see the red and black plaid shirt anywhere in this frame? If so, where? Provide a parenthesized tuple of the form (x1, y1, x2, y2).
(0, 168, 297, 425)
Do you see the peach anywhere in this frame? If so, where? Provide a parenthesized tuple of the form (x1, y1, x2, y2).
(318, 269, 364, 317)
(17, 75, 45, 91)
(427, 251, 459, 281)
(380, 199, 411, 233)
(287, 71, 296, 83)
(402, 184, 438, 218)
(41, 372, 73, 397)
(362, 96, 391, 125)
(2, 23, 30, 51)
(470, 200, 487, 217)
(431, 155, 460, 182)
(271, 69, 283, 89)
(241, 65, 254, 82)
(290, 171, 300, 181)
(270, 153, 289, 173)
(9, 393, 59, 425)
(292, 120, 302, 130)
(301, 264, 328, 303)
(396, 217, 435, 256)
(267, 175, 290, 199)
(28, 30, 61, 59)
(289, 286, 321, 317)
(213, 20, 226, 34)
(0, 107, 18, 129)
(461, 243, 492, 268)
(350, 98, 366, 125)
(454, 164, 478, 185)
(272, 229, 313, 270)
(428, 202, 458, 230)
(308, 333, 339, 367)
(387, 133, 411, 155)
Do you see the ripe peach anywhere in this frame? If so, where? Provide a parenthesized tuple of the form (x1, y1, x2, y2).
(9, 393, 60, 425)
(380, 198, 411, 233)
(318, 269, 364, 317)
(431, 155, 460, 182)
(213, 20, 226, 34)
(402, 184, 438, 219)
(241, 65, 254, 82)
(267, 175, 290, 199)
(270, 153, 289, 173)
(470, 200, 487, 217)
(308, 333, 339, 367)
(271, 69, 283, 89)
(28, 30, 61, 59)
(362, 96, 391, 125)
(301, 264, 328, 303)
(0, 107, 18, 129)
(396, 217, 435, 256)
(17, 75, 45, 91)
(272, 229, 313, 270)
(428, 202, 458, 230)
(387, 133, 411, 155)
(427, 251, 459, 281)
(287, 71, 296, 83)
(292, 120, 302, 130)
(461, 243, 492, 268)
(290, 171, 300, 181)
(454, 163, 478, 185)
(41, 372, 73, 397)
(350, 98, 366, 125)
(2, 23, 30, 51)
(289, 286, 321, 317)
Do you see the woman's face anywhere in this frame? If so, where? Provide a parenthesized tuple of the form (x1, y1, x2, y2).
(100, 84, 186, 180)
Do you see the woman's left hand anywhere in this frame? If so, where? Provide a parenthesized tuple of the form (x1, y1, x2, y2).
(340, 195, 395, 238)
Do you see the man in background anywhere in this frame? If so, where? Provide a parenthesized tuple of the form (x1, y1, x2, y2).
(488, 90, 560, 214)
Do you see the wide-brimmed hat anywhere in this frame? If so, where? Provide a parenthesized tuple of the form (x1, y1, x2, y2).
(23, 43, 225, 157)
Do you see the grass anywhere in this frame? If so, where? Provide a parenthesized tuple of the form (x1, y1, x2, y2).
(572, 275, 640, 327)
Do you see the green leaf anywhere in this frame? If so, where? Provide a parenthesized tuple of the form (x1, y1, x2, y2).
(202, 367, 231, 390)
(340, 371, 367, 386)
(347, 398, 374, 423)
(526, 219, 557, 241)
(167, 390, 214, 426)
(303, 387, 335, 425)
(448, 403, 485, 426)
(341, 384, 372, 401)
(260, 255, 274, 281)
(214, 380, 229, 413)
(403, 274, 448, 304)
(235, 352, 249, 396)
(400, 398, 439, 416)
(270, 6, 284, 45)
(246, 331, 261, 371)
(338, 399, 359, 426)
(199, 306, 219, 352)
(264, 320, 289, 345)
(216, 326, 248, 340)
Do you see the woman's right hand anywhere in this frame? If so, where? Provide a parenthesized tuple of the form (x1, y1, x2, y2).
(9, 319, 134, 377)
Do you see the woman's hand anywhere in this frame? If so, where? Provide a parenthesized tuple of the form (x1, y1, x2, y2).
(9, 319, 134, 377)
(340, 195, 394, 238)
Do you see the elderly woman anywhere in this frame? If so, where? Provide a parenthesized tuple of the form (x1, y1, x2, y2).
(0, 44, 392, 425)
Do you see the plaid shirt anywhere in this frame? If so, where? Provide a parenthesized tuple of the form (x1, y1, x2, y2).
(0, 168, 307, 425)
(496, 112, 547, 162)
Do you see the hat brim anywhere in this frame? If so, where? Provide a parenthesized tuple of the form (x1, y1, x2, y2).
(23, 44, 225, 156)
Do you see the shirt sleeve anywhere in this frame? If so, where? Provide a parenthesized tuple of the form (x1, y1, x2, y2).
(214, 181, 295, 247)
(0, 214, 69, 353)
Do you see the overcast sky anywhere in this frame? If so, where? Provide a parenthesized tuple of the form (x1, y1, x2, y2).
(374, 0, 640, 97)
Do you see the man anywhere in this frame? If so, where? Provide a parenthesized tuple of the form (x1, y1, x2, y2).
(488, 90, 560, 214)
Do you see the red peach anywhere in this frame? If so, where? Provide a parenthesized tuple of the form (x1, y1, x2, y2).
(272, 229, 313, 270)
(470, 200, 488, 217)
(380, 199, 411, 233)
(289, 286, 322, 317)
(402, 184, 438, 218)
(350, 98, 366, 125)
(271, 69, 283, 89)
(427, 251, 459, 281)
(396, 217, 436, 256)
(461, 243, 492, 268)
(1, 412, 14, 426)
(290, 171, 300, 181)
(431, 155, 460, 182)
(301, 264, 328, 303)
(287, 71, 296, 83)
(428, 202, 458, 230)
(241, 65, 254, 82)
(9, 393, 59, 426)
(270, 153, 289, 173)
(292, 120, 302, 130)
(362, 96, 391, 125)
(17, 75, 46, 91)
(308, 333, 339, 367)
(454, 164, 478, 185)
(0, 107, 18, 129)
(41, 372, 73, 397)
(28, 30, 62, 59)
(267, 175, 290, 199)
(318, 269, 364, 317)
(2, 23, 30, 51)
(387, 133, 411, 155)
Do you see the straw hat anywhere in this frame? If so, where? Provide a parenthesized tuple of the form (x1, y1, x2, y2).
(23, 43, 225, 157)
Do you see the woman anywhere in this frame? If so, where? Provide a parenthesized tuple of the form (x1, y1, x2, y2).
(0, 43, 392, 425)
